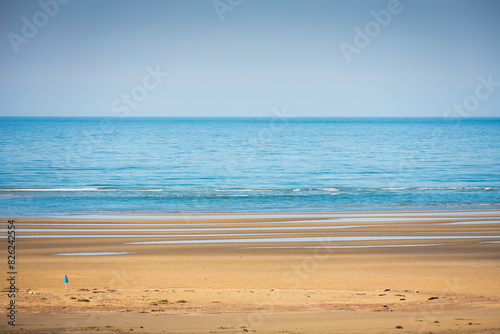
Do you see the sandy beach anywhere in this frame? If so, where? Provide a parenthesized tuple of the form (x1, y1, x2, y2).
(3, 0, 500, 332)
(2, 210, 500, 333)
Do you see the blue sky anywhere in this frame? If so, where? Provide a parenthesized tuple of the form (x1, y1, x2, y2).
(1, 0, 499, 117)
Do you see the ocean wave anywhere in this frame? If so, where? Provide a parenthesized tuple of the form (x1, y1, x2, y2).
(213, 194, 249, 197)
(0, 188, 103, 192)
(365, 186, 498, 191)
(416, 186, 498, 190)
(1, 186, 497, 194)
(213, 189, 254, 192)
(307, 188, 341, 191)
(0, 188, 165, 192)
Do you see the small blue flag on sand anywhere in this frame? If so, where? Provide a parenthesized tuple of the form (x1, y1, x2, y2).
(64, 275, 69, 289)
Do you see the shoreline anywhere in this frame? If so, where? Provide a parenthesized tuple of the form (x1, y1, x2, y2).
(5, 206, 500, 220)
(1, 209, 500, 333)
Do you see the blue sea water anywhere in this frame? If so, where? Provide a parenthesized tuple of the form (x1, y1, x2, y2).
(0, 117, 499, 217)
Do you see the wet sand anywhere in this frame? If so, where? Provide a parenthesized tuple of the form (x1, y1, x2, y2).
(1, 210, 500, 333)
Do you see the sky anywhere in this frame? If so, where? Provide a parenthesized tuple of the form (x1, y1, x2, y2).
(0, 0, 499, 117)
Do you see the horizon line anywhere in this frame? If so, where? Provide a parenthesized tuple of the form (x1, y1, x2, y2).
(1, 116, 500, 119)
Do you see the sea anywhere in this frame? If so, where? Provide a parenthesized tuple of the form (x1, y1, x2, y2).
(0, 117, 499, 218)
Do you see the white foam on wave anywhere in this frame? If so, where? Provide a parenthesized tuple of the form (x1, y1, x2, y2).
(305, 188, 340, 191)
(1, 188, 102, 192)
(214, 194, 249, 197)
(213, 189, 253, 192)
(0, 188, 164, 192)
(417, 186, 498, 190)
